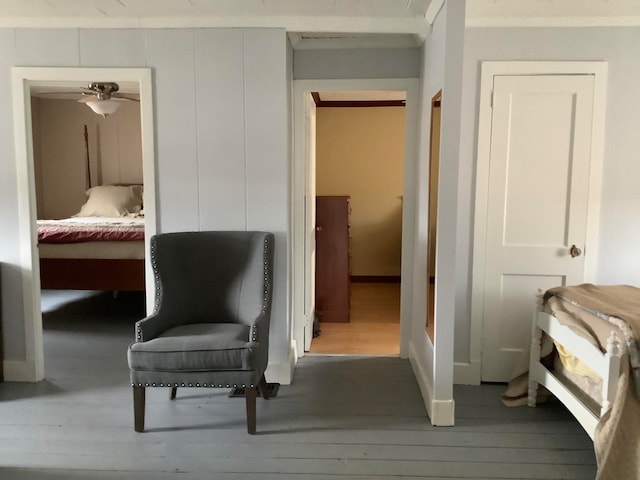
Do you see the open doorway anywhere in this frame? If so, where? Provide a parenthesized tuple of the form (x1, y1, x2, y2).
(292, 78, 420, 363)
(12, 67, 155, 381)
(31, 81, 148, 370)
(309, 91, 405, 355)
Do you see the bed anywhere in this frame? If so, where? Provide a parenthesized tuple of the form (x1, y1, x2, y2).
(37, 184, 146, 292)
(527, 284, 640, 480)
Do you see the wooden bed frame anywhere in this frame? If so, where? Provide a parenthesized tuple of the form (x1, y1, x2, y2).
(527, 292, 622, 439)
(39, 258, 145, 292)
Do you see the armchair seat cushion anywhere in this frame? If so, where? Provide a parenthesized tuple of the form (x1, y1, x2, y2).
(128, 323, 254, 372)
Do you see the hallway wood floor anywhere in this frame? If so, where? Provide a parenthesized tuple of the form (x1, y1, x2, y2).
(309, 282, 436, 355)
(0, 290, 596, 479)
(309, 283, 401, 355)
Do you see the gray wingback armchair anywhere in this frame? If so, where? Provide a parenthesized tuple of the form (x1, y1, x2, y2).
(127, 231, 274, 434)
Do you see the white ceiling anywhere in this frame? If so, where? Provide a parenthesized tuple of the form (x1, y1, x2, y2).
(1, 0, 638, 25)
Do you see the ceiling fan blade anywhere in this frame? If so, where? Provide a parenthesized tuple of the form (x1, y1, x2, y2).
(77, 96, 96, 103)
(113, 93, 140, 102)
(37, 91, 84, 96)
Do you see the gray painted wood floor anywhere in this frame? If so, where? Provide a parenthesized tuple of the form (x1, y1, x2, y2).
(0, 291, 596, 479)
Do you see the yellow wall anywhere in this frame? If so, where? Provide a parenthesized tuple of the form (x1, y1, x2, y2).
(32, 98, 142, 219)
(316, 106, 405, 276)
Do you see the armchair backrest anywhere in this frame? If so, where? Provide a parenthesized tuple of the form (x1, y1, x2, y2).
(150, 231, 274, 328)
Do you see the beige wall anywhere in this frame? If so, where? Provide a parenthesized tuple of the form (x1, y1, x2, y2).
(32, 97, 142, 219)
(316, 106, 405, 276)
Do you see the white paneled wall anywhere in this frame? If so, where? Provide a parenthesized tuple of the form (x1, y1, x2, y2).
(0, 29, 22, 367)
(195, 29, 246, 231)
(0, 27, 291, 382)
(79, 29, 147, 67)
(244, 30, 288, 232)
(15, 29, 79, 66)
(146, 29, 199, 233)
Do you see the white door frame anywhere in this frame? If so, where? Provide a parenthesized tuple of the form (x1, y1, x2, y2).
(292, 78, 420, 359)
(11, 67, 156, 382)
(470, 61, 607, 384)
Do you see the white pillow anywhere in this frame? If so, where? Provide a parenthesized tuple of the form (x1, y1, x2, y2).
(74, 185, 144, 217)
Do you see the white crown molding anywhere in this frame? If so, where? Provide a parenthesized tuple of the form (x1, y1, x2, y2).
(0, 15, 431, 34)
(466, 15, 640, 28)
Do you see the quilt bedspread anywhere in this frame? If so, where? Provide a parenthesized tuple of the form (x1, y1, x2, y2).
(37, 217, 145, 244)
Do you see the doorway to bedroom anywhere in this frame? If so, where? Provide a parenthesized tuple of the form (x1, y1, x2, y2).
(13, 67, 156, 381)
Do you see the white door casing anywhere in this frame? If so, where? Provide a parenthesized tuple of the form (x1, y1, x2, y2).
(471, 62, 607, 383)
(11, 67, 156, 382)
(303, 92, 317, 351)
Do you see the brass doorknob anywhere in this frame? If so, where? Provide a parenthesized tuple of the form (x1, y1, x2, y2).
(569, 245, 582, 258)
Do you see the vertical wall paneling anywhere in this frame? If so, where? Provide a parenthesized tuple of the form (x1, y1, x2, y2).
(243, 29, 287, 231)
(79, 29, 147, 67)
(145, 29, 199, 233)
(15, 29, 80, 67)
(0, 29, 25, 362)
(194, 29, 247, 230)
(243, 29, 290, 377)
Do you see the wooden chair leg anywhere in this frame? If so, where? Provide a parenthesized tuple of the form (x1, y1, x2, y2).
(258, 375, 270, 400)
(170, 386, 177, 400)
(133, 386, 145, 432)
(245, 386, 257, 435)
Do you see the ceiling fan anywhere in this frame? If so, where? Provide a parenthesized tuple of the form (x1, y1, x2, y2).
(78, 82, 139, 118)
(36, 81, 140, 118)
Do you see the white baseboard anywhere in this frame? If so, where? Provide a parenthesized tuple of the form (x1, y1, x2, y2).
(3, 359, 40, 382)
(265, 342, 297, 385)
(454, 360, 481, 385)
(408, 341, 457, 426)
(408, 341, 434, 420)
(431, 399, 455, 426)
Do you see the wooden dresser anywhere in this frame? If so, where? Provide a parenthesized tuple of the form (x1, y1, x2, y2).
(315, 196, 350, 323)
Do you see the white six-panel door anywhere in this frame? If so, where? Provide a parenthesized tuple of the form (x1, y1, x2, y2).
(480, 74, 596, 382)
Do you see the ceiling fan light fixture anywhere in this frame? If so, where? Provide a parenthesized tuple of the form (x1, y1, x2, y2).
(86, 99, 120, 118)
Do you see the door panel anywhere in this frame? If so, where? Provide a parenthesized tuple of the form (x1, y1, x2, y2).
(481, 74, 595, 381)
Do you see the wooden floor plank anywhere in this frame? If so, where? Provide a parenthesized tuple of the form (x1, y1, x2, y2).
(0, 290, 596, 479)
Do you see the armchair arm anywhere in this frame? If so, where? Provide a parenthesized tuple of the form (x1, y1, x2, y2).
(247, 310, 271, 374)
(134, 311, 175, 342)
(249, 310, 271, 345)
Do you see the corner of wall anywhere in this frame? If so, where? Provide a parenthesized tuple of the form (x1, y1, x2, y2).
(265, 339, 296, 385)
(453, 360, 481, 385)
